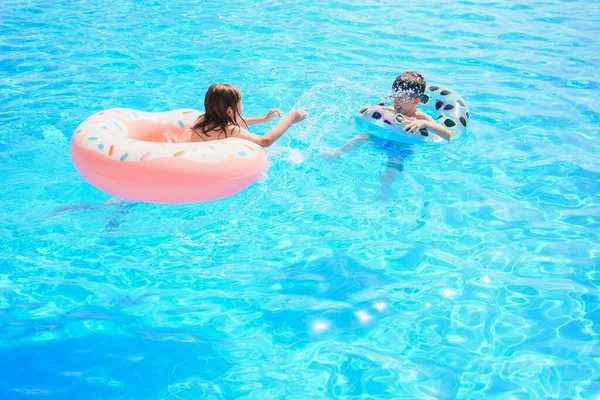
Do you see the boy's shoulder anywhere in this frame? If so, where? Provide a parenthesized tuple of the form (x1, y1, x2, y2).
(415, 109, 433, 121)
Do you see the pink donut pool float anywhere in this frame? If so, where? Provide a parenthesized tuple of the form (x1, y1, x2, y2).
(70, 108, 267, 203)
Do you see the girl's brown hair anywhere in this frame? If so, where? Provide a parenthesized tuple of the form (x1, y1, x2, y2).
(191, 83, 247, 139)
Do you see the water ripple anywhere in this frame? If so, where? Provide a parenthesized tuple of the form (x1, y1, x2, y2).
(1, 0, 600, 398)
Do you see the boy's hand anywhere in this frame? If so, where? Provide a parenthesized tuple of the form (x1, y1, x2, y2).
(263, 109, 282, 122)
(322, 147, 340, 160)
(405, 118, 452, 142)
(403, 117, 427, 134)
(378, 96, 391, 106)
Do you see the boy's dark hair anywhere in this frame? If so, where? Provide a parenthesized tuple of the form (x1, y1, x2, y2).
(392, 71, 426, 98)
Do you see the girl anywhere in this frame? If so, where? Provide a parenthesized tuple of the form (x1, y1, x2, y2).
(179, 83, 308, 146)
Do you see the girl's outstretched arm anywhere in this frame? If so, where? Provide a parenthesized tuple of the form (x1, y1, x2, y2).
(242, 109, 281, 126)
(234, 109, 308, 147)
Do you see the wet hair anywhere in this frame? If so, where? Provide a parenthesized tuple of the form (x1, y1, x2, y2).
(191, 83, 246, 139)
(392, 71, 426, 99)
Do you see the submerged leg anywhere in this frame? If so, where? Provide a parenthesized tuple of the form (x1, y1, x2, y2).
(379, 153, 405, 200)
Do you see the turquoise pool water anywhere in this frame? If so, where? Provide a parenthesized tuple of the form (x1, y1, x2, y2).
(1, 0, 599, 398)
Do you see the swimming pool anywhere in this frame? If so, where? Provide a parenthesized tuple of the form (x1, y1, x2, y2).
(1, 0, 599, 398)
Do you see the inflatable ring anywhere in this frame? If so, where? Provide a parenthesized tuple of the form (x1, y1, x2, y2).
(70, 108, 267, 203)
(355, 84, 469, 144)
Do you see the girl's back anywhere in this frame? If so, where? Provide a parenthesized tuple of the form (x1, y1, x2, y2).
(178, 82, 307, 147)
(179, 123, 234, 143)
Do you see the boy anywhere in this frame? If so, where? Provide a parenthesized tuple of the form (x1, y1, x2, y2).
(328, 71, 451, 198)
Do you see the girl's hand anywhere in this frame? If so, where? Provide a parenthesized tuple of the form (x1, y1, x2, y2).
(288, 109, 308, 123)
(263, 109, 282, 122)
(403, 117, 427, 134)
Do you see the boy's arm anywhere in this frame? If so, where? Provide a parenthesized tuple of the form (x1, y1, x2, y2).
(415, 110, 434, 121)
(406, 112, 452, 141)
(328, 133, 371, 158)
(422, 120, 452, 141)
